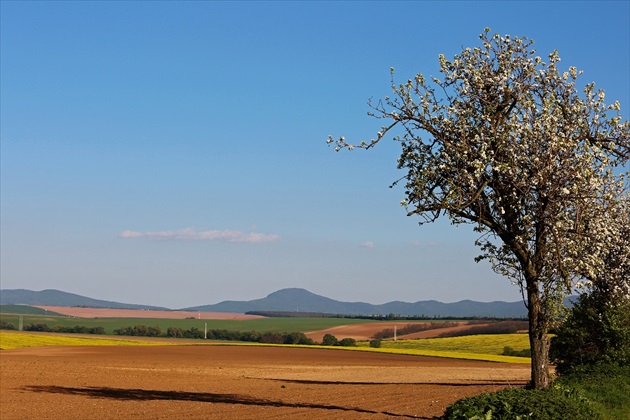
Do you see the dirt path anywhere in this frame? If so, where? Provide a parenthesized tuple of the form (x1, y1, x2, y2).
(1, 345, 529, 419)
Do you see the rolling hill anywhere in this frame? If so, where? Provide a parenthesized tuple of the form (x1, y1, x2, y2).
(183, 288, 528, 318)
(0, 287, 529, 317)
(0, 289, 167, 311)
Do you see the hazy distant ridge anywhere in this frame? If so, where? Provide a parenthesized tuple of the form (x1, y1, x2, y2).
(0, 289, 167, 311)
(0, 287, 528, 317)
(183, 288, 528, 318)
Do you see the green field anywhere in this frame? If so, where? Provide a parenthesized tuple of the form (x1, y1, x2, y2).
(0, 311, 375, 334)
(0, 305, 63, 316)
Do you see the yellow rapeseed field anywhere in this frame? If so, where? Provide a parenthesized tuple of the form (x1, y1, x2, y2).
(355, 333, 532, 364)
(385, 333, 530, 353)
(0, 331, 171, 350)
(352, 346, 530, 363)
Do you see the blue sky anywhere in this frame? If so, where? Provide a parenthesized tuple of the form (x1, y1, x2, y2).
(1, 1, 628, 309)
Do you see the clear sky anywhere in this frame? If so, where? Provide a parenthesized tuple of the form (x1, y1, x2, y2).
(1, 1, 628, 309)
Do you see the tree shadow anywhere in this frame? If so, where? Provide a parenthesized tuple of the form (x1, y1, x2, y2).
(23, 385, 429, 419)
(263, 378, 528, 387)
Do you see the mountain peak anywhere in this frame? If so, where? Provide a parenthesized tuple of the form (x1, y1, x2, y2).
(266, 288, 318, 299)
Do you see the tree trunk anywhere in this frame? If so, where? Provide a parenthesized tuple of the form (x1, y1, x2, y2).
(529, 325, 550, 389)
(527, 280, 550, 389)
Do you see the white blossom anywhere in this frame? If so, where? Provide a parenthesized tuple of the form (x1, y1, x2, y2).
(328, 28, 629, 389)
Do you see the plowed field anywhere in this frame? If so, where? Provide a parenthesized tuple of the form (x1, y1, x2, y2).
(304, 322, 492, 341)
(1, 344, 530, 419)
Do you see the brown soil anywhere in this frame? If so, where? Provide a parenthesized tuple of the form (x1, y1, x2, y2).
(34, 306, 264, 320)
(304, 322, 493, 342)
(1, 344, 530, 419)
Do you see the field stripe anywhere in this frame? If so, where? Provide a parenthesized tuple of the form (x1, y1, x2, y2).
(0, 331, 531, 364)
(0, 332, 171, 350)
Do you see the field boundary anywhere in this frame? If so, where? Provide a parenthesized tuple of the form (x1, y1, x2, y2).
(0, 331, 531, 364)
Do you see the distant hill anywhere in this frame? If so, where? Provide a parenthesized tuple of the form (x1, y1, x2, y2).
(0, 287, 546, 317)
(0, 289, 167, 311)
(183, 288, 529, 318)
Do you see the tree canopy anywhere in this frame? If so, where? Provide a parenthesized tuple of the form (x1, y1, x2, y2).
(329, 28, 629, 389)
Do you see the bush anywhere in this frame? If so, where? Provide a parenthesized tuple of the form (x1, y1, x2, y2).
(369, 339, 381, 348)
(239, 331, 262, 342)
(171, 328, 314, 344)
(338, 337, 357, 347)
(24, 323, 51, 332)
(183, 327, 204, 339)
(442, 387, 601, 419)
(88, 326, 106, 334)
(48, 325, 106, 334)
(210, 329, 244, 341)
(320, 334, 356, 346)
(550, 290, 630, 374)
(259, 332, 285, 344)
(113, 324, 162, 337)
(0, 321, 16, 330)
(283, 332, 314, 345)
(166, 327, 184, 338)
(321, 334, 338, 346)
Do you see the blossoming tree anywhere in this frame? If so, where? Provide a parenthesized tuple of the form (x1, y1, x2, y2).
(329, 29, 629, 389)
(550, 194, 630, 373)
